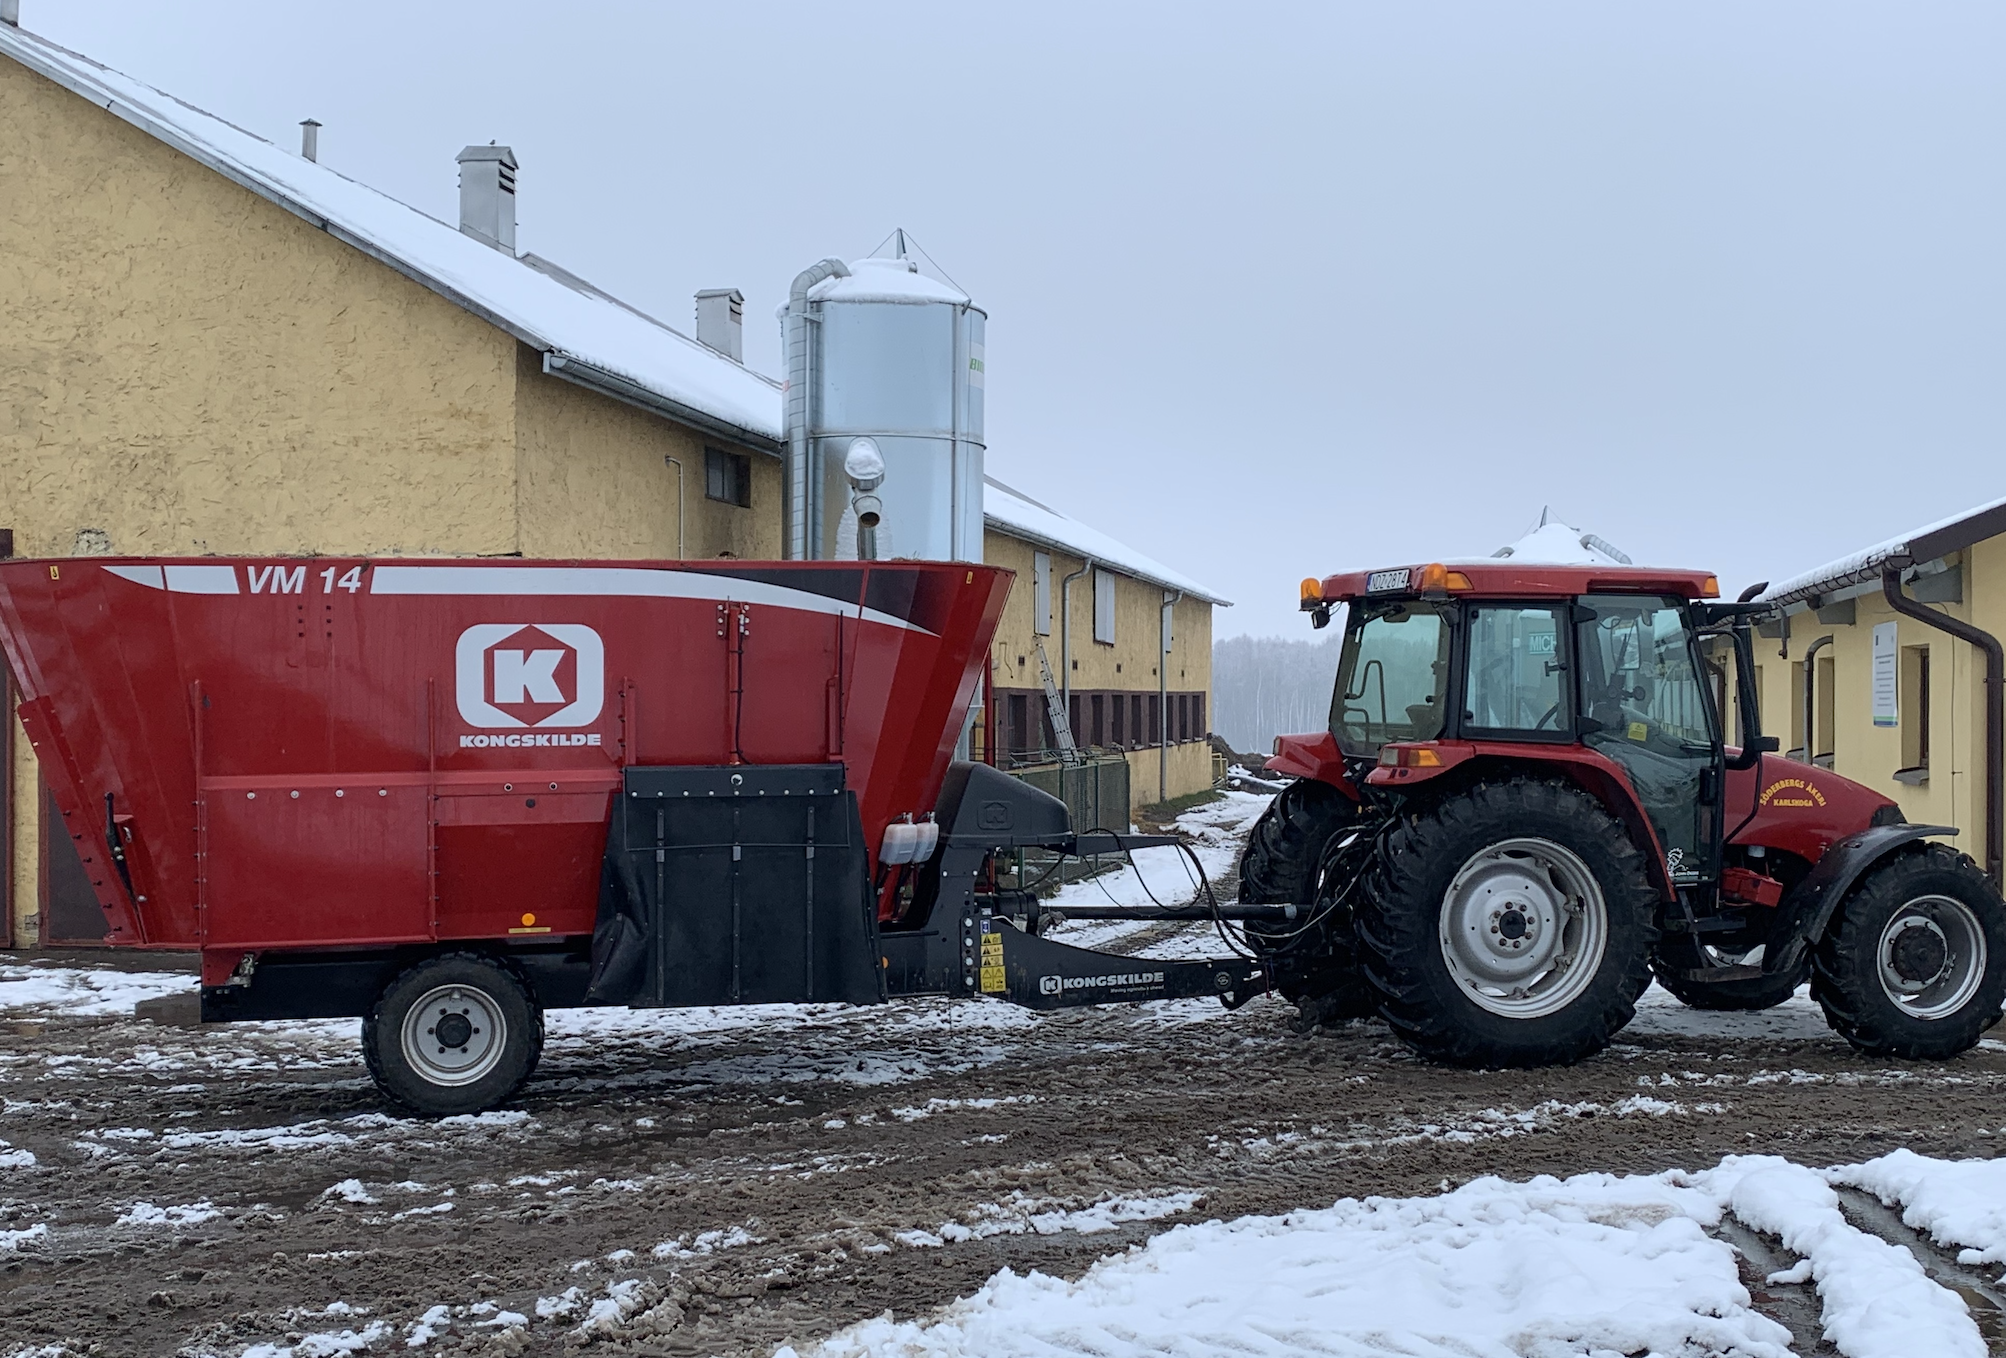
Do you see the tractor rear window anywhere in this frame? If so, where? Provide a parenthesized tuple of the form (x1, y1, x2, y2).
(1330, 601, 1450, 755)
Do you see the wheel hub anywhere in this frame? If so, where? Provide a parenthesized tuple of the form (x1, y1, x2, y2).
(1439, 838, 1608, 1019)
(1887, 919, 1949, 987)
(400, 984, 507, 1087)
(1876, 895, 1987, 1019)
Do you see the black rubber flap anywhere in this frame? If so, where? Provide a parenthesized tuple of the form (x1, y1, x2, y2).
(592, 765, 882, 1009)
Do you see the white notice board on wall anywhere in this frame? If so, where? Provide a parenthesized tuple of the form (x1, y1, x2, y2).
(1872, 622, 1899, 728)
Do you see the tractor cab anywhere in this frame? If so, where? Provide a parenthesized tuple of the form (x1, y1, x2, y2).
(1296, 558, 1738, 890)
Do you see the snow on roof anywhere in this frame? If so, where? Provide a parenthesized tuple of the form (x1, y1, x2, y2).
(1757, 492, 2006, 607)
(809, 256, 971, 306)
(0, 26, 783, 448)
(1485, 521, 1632, 567)
(983, 478, 1230, 605)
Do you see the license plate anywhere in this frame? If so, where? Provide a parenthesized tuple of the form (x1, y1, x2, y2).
(1365, 569, 1412, 594)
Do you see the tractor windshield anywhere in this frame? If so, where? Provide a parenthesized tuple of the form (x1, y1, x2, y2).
(1330, 601, 1451, 756)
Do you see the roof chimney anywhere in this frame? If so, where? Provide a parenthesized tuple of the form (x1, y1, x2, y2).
(299, 119, 321, 163)
(1, 1, 20, 27)
(695, 288, 744, 362)
(456, 144, 517, 254)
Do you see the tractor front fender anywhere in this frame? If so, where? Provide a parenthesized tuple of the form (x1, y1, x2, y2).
(1765, 823, 1959, 976)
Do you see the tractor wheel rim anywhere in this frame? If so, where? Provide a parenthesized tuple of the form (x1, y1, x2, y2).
(400, 984, 507, 1087)
(1439, 837, 1608, 1020)
(1876, 894, 1986, 1021)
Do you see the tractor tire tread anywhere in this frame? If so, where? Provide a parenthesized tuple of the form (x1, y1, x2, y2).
(1355, 777, 1658, 1067)
(1811, 844, 2006, 1059)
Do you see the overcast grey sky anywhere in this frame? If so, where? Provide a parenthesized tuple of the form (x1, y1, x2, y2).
(26, 2, 2006, 636)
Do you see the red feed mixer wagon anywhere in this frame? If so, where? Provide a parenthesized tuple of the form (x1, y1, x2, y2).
(0, 556, 1274, 1114)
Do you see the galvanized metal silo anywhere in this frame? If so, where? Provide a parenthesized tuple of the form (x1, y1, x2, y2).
(782, 252, 986, 562)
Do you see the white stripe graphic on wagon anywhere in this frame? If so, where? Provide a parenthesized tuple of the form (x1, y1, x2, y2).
(368, 565, 932, 635)
(105, 564, 241, 594)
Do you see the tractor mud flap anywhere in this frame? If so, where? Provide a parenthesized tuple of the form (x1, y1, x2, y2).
(976, 919, 1263, 1010)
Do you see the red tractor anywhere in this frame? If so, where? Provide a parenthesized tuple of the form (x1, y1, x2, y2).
(1239, 556, 2006, 1066)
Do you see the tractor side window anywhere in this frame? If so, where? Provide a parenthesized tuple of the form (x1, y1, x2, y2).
(1575, 598, 1716, 748)
(1461, 605, 1567, 735)
(1330, 602, 1450, 756)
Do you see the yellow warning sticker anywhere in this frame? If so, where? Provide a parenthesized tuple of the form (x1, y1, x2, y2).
(980, 928, 1006, 994)
(1627, 721, 1648, 742)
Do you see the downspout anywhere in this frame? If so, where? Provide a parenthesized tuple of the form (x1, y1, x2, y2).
(1801, 633, 1832, 763)
(663, 455, 684, 558)
(1883, 567, 2003, 886)
(1060, 559, 1093, 748)
(783, 259, 850, 560)
(1160, 590, 1183, 803)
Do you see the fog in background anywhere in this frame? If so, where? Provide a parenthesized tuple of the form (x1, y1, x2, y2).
(26, 2, 2006, 639)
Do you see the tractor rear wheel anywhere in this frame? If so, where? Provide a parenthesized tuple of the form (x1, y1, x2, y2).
(1649, 936, 1806, 1011)
(1238, 779, 1375, 1022)
(1356, 779, 1657, 1067)
(1812, 846, 2006, 1059)
(364, 952, 544, 1116)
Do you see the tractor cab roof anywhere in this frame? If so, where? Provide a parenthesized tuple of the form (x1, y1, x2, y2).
(1305, 560, 1720, 607)
(1301, 520, 1718, 610)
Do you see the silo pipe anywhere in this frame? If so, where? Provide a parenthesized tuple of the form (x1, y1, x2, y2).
(1059, 559, 1093, 752)
(1160, 589, 1183, 804)
(1882, 567, 2003, 886)
(783, 258, 851, 559)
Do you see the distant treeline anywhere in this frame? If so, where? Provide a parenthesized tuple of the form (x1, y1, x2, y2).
(1211, 633, 1343, 754)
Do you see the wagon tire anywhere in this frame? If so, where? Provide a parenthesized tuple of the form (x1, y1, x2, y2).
(364, 952, 543, 1117)
(1355, 779, 1657, 1067)
(1812, 846, 2006, 1059)
(1238, 779, 1376, 1022)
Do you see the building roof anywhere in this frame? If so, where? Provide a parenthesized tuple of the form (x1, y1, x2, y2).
(0, 25, 784, 450)
(983, 478, 1230, 606)
(1757, 493, 2006, 608)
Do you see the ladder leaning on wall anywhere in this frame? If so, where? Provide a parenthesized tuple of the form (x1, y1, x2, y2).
(1034, 638, 1081, 763)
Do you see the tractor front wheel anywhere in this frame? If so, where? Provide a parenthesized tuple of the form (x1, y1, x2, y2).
(1356, 779, 1657, 1067)
(364, 952, 544, 1116)
(1813, 846, 2006, 1059)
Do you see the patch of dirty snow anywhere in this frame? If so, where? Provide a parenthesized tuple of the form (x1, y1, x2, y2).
(117, 1200, 220, 1227)
(780, 1169, 1793, 1358)
(0, 963, 193, 1017)
(898, 1191, 1203, 1248)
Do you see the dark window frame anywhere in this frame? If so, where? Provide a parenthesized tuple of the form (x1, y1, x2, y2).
(704, 446, 752, 509)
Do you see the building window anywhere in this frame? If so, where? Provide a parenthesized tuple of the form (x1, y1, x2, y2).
(1148, 693, 1161, 746)
(1111, 691, 1125, 746)
(1131, 694, 1143, 749)
(705, 446, 751, 508)
(1007, 693, 1030, 756)
(1093, 569, 1115, 646)
(1194, 692, 1205, 740)
(1033, 553, 1052, 636)
(1899, 646, 1930, 782)
(1090, 694, 1105, 747)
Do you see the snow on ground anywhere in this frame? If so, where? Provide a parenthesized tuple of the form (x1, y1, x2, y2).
(785, 1168, 1796, 1358)
(0, 962, 192, 1016)
(1835, 1147, 2006, 1265)
(788, 1153, 2006, 1358)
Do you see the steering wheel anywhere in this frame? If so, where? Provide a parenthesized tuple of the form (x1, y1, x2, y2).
(1534, 701, 1562, 731)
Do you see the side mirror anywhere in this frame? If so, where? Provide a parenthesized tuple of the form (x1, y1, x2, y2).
(1756, 736, 1781, 754)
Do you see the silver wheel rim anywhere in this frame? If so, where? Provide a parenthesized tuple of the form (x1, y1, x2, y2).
(1876, 894, 1987, 1020)
(399, 983, 508, 1087)
(1439, 837, 1609, 1019)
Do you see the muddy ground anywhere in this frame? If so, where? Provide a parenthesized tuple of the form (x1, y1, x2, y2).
(4, 850, 2006, 1354)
